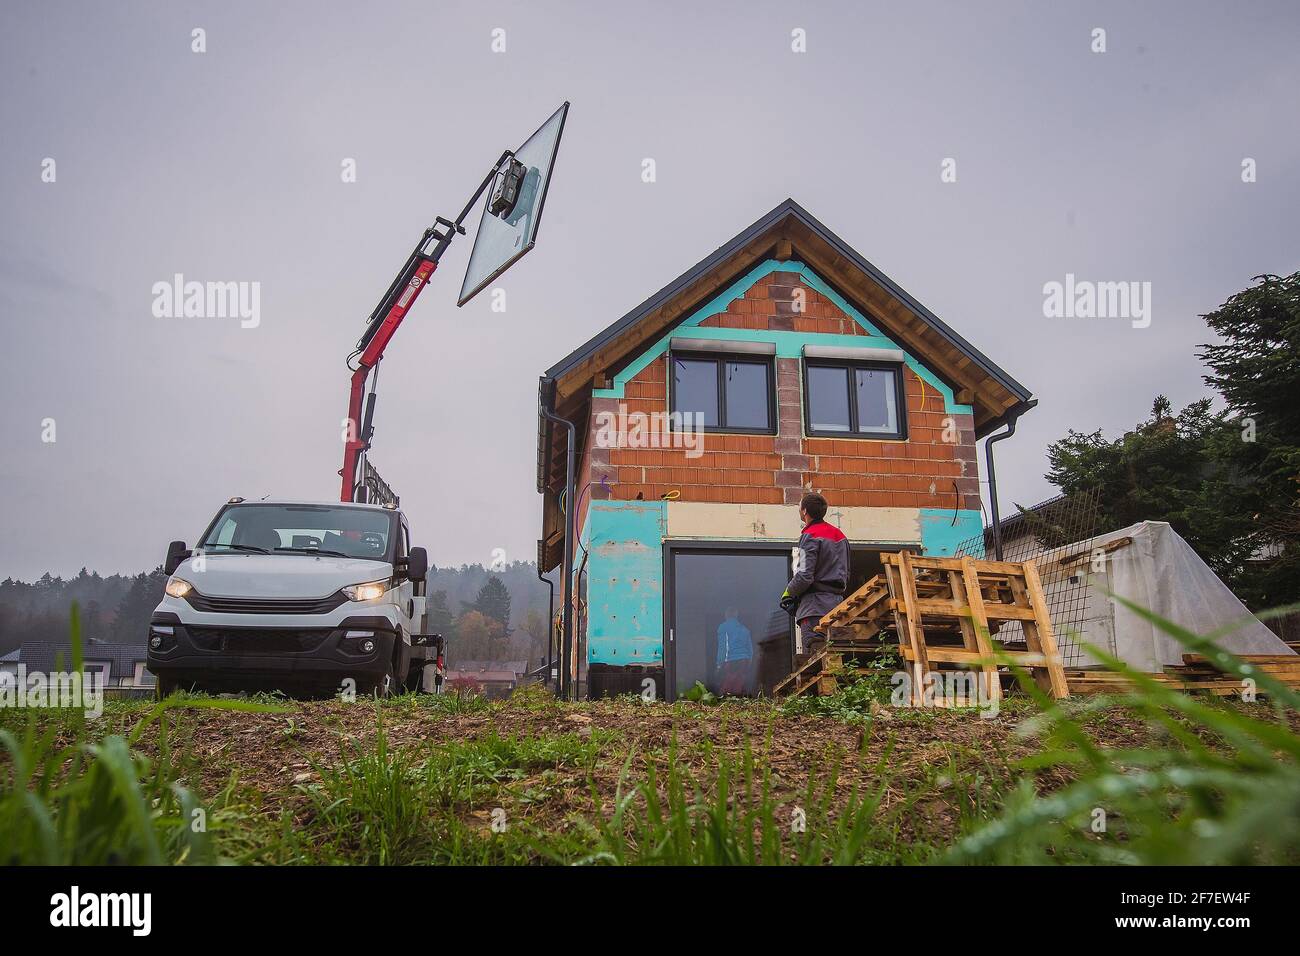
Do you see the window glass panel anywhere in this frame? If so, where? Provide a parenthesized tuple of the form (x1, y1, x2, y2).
(854, 368, 898, 433)
(672, 357, 719, 427)
(723, 361, 769, 430)
(670, 551, 793, 698)
(807, 365, 851, 432)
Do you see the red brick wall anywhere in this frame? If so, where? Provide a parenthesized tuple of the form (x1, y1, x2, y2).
(583, 271, 981, 513)
(698, 272, 872, 337)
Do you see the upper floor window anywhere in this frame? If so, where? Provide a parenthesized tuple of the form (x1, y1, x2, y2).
(804, 360, 906, 439)
(671, 353, 774, 433)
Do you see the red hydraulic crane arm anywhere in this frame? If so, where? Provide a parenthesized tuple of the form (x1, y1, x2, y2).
(338, 153, 510, 502)
(339, 253, 439, 501)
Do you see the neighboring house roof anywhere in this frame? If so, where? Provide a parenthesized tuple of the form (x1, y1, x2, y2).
(993, 494, 1069, 539)
(450, 660, 528, 675)
(17, 641, 148, 680)
(445, 670, 518, 684)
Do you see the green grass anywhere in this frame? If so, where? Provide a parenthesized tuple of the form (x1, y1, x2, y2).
(943, 597, 1300, 864)
(276, 711, 611, 864)
(3, 601, 1298, 865)
(0, 606, 290, 864)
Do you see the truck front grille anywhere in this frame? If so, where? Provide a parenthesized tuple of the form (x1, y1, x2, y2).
(185, 592, 346, 614)
(188, 628, 332, 654)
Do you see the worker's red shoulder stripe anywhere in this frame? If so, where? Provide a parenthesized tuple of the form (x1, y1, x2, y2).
(804, 522, 846, 541)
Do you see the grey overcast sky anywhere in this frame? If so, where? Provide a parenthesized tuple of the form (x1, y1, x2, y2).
(1, 1, 1297, 580)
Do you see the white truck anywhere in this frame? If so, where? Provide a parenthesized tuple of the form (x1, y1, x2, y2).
(146, 498, 445, 697)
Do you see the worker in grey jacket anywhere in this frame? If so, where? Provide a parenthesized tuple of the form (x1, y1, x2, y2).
(781, 492, 850, 655)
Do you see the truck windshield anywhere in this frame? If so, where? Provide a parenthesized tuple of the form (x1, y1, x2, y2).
(200, 504, 397, 562)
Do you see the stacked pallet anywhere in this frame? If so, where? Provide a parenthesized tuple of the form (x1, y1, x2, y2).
(1067, 653, 1300, 697)
(878, 552, 1067, 705)
(776, 552, 1069, 702)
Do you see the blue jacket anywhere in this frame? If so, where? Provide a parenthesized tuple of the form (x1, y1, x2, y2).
(716, 616, 753, 665)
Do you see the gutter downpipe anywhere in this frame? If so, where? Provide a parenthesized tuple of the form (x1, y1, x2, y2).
(984, 399, 1037, 561)
(540, 381, 578, 701)
(535, 548, 554, 690)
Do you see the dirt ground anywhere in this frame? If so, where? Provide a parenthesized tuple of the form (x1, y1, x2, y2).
(125, 690, 1191, 844)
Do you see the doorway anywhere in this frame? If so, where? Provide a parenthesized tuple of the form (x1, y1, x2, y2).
(665, 544, 794, 700)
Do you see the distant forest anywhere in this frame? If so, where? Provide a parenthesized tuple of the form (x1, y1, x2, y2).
(0, 561, 557, 666)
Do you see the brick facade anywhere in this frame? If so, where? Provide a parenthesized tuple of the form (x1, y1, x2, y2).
(580, 271, 981, 517)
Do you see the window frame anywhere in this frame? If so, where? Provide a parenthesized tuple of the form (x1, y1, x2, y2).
(802, 359, 908, 440)
(668, 351, 777, 435)
(661, 540, 796, 702)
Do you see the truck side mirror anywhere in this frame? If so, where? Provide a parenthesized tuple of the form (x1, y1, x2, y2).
(164, 540, 191, 575)
(406, 547, 428, 584)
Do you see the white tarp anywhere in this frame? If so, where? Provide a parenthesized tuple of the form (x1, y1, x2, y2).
(1043, 520, 1294, 671)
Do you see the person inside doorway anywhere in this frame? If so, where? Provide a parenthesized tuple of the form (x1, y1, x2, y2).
(715, 606, 754, 695)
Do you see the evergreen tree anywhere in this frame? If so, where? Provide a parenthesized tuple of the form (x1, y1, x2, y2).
(465, 576, 512, 628)
(1199, 271, 1300, 609)
(425, 589, 454, 636)
(1046, 271, 1300, 611)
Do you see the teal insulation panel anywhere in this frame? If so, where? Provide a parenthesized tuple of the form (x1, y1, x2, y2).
(585, 500, 667, 665)
(920, 508, 983, 557)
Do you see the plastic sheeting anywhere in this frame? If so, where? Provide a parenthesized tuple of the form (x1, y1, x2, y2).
(1048, 521, 1295, 671)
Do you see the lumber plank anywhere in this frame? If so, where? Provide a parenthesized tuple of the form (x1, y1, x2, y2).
(901, 646, 1053, 666)
(1056, 536, 1133, 570)
(1022, 559, 1071, 698)
(894, 552, 930, 704)
(957, 555, 1002, 703)
(883, 553, 1026, 576)
(888, 598, 1038, 622)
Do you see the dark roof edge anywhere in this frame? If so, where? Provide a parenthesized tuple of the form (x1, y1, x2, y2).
(544, 199, 1032, 406)
(783, 201, 1032, 403)
(974, 398, 1038, 440)
(544, 201, 795, 380)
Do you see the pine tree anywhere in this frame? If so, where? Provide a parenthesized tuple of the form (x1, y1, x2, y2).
(466, 576, 511, 628)
(425, 590, 454, 636)
(1199, 271, 1300, 608)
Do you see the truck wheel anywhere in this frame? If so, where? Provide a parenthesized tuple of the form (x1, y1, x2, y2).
(157, 676, 180, 699)
(362, 657, 399, 697)
(404, 662, 429, 694)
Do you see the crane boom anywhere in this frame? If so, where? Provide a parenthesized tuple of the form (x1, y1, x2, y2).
(338, 153, 512, 503)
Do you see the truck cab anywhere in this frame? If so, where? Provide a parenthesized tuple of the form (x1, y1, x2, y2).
(147, 498, 444, 697)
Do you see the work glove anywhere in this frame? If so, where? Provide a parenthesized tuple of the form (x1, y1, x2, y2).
(779, 589, 797, 615)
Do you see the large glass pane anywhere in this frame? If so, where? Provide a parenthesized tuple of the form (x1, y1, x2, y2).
(670, 551, 793, 698)
(672, 357, 719, 427)
(855, 368, 898, 434)
(807, 365, 851, 432)
(723, 361, 770, 430)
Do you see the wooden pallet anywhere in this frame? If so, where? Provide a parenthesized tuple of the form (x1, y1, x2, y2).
(780, 553, 1069, 702)
(1067, 653, 1300, 697)
(773, 649, 843, 698)
(879, 552, 1068, 704)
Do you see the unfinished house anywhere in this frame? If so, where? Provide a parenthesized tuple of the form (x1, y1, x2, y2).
(537, 200, 1034, 700)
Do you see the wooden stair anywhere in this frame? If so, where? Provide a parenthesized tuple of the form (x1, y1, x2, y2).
(773, 649, 843, 698)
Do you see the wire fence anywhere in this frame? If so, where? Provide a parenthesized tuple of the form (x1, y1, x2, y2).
(955, 489, 1105, 669)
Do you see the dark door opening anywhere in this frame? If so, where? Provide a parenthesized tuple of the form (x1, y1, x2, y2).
(666, 546, 794, 700)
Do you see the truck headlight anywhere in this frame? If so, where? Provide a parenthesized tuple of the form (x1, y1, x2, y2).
(343, 579, 391, 602)
(165, 576, 194, 598)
